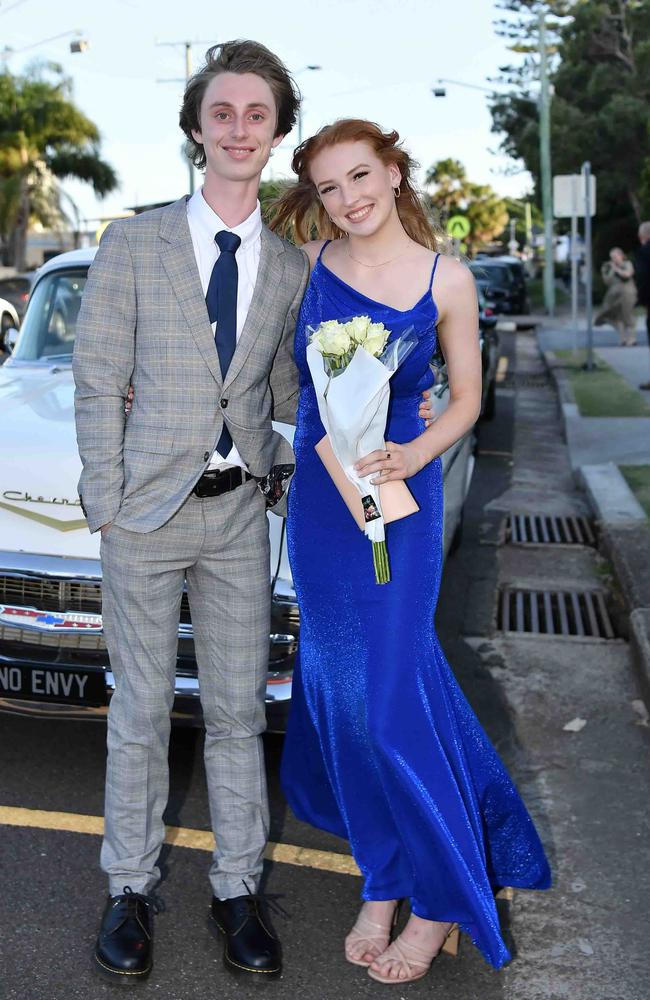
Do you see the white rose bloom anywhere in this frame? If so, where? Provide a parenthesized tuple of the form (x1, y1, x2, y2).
(347, 315, 371, 344)
(362, 331, 388, 357)
(324, 327, 352, 356)
(368, 321, 388, 342)
(319, 320, 344, 338)
(310, 329, 326, 352)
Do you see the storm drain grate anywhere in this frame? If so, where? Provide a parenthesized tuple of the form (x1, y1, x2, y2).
(506, 512, 596, 546)
(498, 587, 616, 639)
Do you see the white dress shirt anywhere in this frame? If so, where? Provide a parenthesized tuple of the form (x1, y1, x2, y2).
(186, 188, 262, 471)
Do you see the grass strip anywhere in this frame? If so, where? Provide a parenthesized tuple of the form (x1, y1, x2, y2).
(555, 350, 650, 417)
(619, 465, 650, 519)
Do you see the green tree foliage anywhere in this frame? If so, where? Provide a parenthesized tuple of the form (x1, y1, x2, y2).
(424, 157, 509, 254)
(0, 61, 117, 268)
(258, 178, 292, 225)
(490, 1, 650, 258)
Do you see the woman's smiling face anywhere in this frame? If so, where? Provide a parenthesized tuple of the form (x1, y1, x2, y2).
(309, 140, 401, 238)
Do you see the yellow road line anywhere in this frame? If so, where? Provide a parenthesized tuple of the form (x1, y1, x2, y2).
(495, 356, 509, 382)
(0, 805, 514, 898)
(0, 805, 361, 877)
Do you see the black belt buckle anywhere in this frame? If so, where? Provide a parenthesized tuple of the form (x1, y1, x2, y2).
(193, 467, 250, 498)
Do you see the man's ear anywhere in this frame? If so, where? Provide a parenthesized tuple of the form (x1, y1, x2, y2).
(272, 133, 285, 150)
(191, 128, 203, 145)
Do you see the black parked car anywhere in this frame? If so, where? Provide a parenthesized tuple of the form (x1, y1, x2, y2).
(431, 284, 499, 421)
(469, 258, 529, 315)
(477, 285, 499, 420)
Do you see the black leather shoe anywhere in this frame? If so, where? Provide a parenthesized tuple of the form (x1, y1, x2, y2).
(209, 892, 282, 976)
(94, 886, 155, 983)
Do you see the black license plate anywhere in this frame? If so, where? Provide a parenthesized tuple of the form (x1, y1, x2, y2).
(0, 664, 107, 705)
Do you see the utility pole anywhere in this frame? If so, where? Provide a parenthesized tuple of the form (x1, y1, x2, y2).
(538, 8, 555, 316)
(156, 39, 212, 196)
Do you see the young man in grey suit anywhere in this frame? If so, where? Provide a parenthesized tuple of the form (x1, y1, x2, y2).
(73, 40, 309, 983)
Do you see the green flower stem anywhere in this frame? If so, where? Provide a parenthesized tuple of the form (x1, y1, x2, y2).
(372, 540, 391, 585)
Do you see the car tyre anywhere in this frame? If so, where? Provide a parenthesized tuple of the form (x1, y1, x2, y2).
(482, 378, 496, 421)
(449, 506, 464, 555)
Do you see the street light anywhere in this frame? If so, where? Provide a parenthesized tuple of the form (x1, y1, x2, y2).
(155, 39, 214, 195)
(295, 65, 322, 145)
(1, 29, 89, 62)
(433, 72, 554, 313)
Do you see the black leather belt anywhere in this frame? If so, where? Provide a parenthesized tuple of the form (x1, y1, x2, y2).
(193, 466, 252, 498)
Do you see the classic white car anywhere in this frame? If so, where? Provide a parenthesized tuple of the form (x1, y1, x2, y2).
(0, 248, 474, 731)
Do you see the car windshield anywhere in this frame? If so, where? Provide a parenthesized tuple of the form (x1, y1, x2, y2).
(11, 268, 87, 362)
(469, 262, 514, 286)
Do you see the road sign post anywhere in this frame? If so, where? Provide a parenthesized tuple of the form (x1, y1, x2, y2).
(553, 172, 597, 362)
(446, 215, 470, 256)
(583, 162, 594, 371)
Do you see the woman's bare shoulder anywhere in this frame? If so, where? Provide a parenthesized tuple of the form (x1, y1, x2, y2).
(300, 240, 328, 270)
(434, 253, 475, 290)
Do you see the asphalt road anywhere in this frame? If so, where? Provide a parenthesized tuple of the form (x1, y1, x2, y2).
(0, 330, 566, 1000)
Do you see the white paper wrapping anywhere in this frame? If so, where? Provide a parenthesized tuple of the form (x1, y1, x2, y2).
(306, 342, 395, 544)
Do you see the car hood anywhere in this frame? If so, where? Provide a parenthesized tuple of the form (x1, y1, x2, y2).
(0, 362, 294, 572)
(0, 359, 456, 564)
(0, 362, 98, 558)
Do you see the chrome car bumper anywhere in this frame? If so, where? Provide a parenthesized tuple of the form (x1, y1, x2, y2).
(0, 551, 297, 733)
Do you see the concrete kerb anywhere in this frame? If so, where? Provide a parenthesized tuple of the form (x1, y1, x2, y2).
(542, 346, 650, 698)
(543, 348, 580, 423)
(630, 609, 650, 702)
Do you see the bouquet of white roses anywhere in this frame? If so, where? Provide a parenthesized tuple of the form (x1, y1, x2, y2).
(306, 315, 418, 584)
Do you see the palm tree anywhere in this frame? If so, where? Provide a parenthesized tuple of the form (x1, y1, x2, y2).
(0, 61, 118, 268)
(424, 158, 508, 255)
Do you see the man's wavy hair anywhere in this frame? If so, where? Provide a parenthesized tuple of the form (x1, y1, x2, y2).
(179, 39, 300, 170)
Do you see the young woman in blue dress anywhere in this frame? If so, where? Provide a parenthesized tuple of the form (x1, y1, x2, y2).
(271, 120, 550, 984)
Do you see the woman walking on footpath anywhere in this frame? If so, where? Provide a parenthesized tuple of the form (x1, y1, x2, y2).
(595, 246, 638, 345)
(272, 119, 551, 984)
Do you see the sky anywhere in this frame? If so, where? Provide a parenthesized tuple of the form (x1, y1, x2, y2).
(1, 0, 534, 228)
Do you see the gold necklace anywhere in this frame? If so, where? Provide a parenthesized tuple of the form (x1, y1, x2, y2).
(345, 240, 413, 268)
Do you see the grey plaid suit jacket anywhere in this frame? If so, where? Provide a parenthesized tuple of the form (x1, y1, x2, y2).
(73, 196, 309, 533)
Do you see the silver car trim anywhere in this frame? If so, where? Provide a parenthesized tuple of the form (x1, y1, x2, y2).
(0, 551, 102, 581)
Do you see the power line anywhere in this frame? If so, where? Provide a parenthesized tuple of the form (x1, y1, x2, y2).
(0, 0, 31, 16)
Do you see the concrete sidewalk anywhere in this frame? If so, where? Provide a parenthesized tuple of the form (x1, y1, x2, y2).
(475, 329, 650, 1000)
(535, 313, 650, 712)
(537, 314, 649, 470)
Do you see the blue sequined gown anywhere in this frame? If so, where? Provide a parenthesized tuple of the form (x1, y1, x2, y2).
(281, 246, 551, 969)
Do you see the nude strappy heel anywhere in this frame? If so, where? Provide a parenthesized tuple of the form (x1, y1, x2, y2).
(367, 922, 459, 984)
(344, 901, 402, 968)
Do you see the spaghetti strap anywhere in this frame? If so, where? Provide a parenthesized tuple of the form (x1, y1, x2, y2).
(428, 252, 441, 292)
(317, 239, 332, 262)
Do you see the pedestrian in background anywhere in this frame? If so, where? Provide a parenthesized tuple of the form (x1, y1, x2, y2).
(634, 221, 650, 390)
(594, 247, 637, 346)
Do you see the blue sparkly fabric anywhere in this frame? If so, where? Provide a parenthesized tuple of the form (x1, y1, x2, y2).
(281, 246, 551, 969)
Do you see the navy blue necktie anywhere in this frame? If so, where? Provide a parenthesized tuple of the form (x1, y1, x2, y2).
(206, 230, 241, 458)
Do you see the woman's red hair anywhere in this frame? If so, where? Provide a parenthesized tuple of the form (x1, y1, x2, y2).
(269, 118, 444, 251)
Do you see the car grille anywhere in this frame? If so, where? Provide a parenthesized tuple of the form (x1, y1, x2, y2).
(0, 576, 102, 614)
(0, 575, 191, 623)
(0, 574, 299, 663)
(0, 622, 106, 651)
